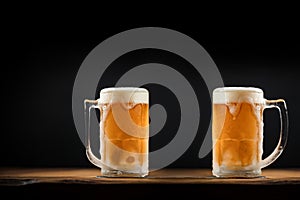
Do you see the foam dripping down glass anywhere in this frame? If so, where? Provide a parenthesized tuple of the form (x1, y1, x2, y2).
(84, 87, 149, 177)
(212, 87, 288, 178)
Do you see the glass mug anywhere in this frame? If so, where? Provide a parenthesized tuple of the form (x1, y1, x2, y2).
(212, 87, 288, 177)
(84, 87, 149, 177)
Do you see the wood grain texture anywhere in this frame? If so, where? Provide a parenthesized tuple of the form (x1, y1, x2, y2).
(0, 168, 300, 186)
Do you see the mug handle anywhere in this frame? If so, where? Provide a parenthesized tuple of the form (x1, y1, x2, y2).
(260, 99, 289, 168)
(84, 99, 112, 170)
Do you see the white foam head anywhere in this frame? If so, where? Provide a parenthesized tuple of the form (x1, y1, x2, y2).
(213, 87, 264, 104)
(99, 87, 149, 104)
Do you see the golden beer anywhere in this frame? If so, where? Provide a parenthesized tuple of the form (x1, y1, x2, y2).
(213, 102, 263, 170)
(212, 87, 288, 177)
(100, 102, 149, 172)
(85, 87, 149, 177)
(212, 87, 264, 176)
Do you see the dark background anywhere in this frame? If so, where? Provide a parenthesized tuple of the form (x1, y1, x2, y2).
(2, 13, 300, 169)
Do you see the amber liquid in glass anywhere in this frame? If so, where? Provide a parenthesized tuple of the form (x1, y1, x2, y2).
(212, 102, 263, 177)
(100, 103, 149, 176)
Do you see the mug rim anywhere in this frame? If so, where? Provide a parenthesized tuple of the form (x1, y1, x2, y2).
(213, 87, 263, 94)
(99, 87, 149, 104)
(100, 87, 148, 94)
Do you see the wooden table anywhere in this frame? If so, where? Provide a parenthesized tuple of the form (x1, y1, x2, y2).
(1, 168, 299, 199)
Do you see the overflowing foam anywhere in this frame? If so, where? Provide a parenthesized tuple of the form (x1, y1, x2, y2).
(99, 87, 149, 104)
(213, 87, 264, 104)
(212, 87, 265, 174)
(98, 87, 149, 174)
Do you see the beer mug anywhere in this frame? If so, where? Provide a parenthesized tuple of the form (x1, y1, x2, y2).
(84, 87, 149, 177)
(212, 87, 288, 177)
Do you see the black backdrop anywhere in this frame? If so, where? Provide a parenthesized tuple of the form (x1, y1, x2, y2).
(2, 15, 300, 169)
